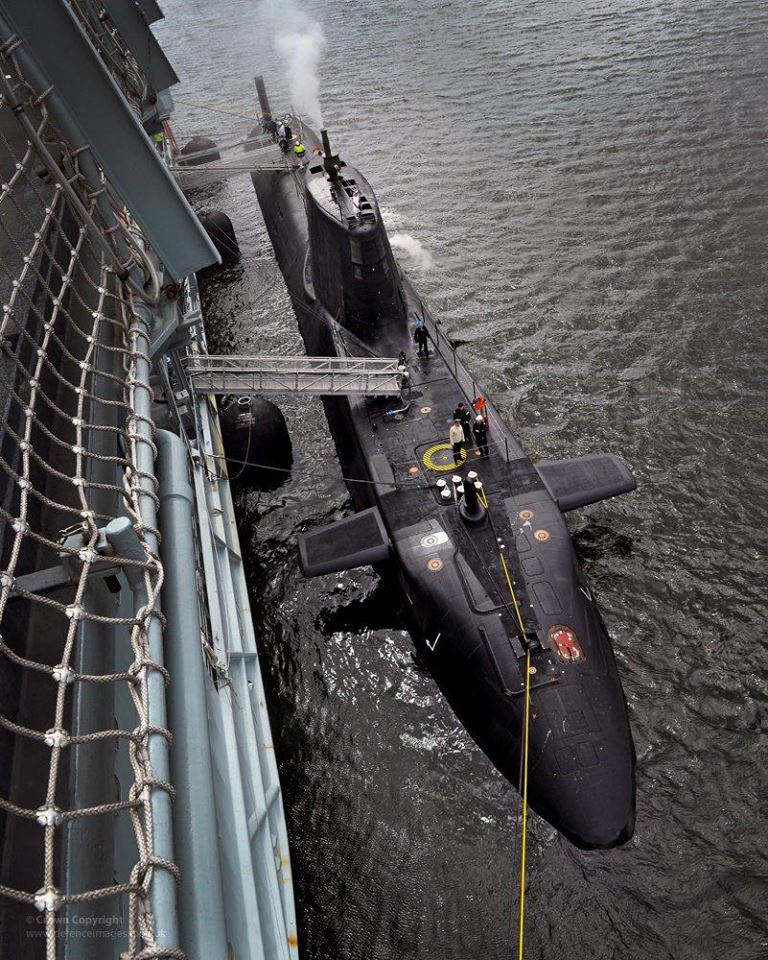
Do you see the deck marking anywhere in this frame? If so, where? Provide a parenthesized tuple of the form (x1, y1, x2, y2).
(426, 632, 441, 651)
(420, 532, 448, 548)
(422, 442, 466, 472)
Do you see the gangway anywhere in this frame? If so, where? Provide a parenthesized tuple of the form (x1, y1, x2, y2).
(185, 354, 405, 397)
(169, 139, 287, 188)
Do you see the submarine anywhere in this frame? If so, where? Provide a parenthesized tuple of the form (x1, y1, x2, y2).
(249, 84, 637, 849)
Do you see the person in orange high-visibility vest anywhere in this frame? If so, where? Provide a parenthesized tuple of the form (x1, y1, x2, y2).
(472, 394, 488, 426)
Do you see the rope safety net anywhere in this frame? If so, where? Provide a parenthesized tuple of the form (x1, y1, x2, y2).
(0, 19, 182, 960)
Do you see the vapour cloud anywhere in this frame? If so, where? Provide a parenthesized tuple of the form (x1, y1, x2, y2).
(259, 1, 325, 127)
(390, 233, 435, 271)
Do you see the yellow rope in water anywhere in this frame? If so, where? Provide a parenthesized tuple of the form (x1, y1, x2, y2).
(518, 648, 532, 960)
(498, 543, 532, 959)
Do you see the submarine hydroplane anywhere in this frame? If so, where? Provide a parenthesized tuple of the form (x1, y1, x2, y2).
(249, 85, 637, 849)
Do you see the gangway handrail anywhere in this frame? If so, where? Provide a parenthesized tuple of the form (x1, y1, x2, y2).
(183, 353, 405, 397)
(185, 354, 401, 369)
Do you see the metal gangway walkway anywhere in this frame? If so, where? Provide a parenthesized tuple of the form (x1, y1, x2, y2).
(169, 137, 288, 189)
(185, 354, 405, 396)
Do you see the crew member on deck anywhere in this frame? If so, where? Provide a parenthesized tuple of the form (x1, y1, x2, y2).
(263, 115, 277, 139)
(473, 415, 489, 458)
(413, 317, 429, 358)
(472, 394, 488, 426)
(397, 351, 409, 389)
(293, 141, 306, 160)
(453, 402, 472, 443)
(352, 185, 362, 216)
(449, 420, 465, 466)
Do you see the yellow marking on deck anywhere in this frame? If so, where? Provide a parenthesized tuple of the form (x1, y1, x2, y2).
(534, 529, 550, 542)
(422, 442, 466, 472)
(519, 509, 534, 521)
(427, 558, 444, 572)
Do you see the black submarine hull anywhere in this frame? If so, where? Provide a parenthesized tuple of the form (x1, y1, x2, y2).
(251, 130, 636, 849)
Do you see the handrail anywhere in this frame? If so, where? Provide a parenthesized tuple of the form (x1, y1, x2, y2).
(185, 354, 400, 370)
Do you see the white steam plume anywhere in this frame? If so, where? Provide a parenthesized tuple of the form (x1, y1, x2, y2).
(390, 233, 435, 272)
(260, 1, 325, 127)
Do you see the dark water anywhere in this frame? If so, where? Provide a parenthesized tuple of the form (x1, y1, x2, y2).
(155, 2, 768, 957)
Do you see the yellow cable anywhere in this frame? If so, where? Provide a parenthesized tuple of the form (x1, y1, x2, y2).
(518, 649, 532, 960)
(499, 551, 526, 635)
(482, 484, 532, 960)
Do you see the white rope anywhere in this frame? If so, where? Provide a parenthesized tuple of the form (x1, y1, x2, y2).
(0, 36, 182, 960)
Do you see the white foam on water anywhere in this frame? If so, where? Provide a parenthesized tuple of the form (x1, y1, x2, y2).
(389, 232, 435, 271)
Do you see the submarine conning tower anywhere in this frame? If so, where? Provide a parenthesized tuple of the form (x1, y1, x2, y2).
(303, 129, 408, 344)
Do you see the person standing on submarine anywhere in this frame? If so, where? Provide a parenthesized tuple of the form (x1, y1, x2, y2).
(473, 414, 489, 458)
(453, 402, 472, 444)
(472, 393, 489, 426)
(413, 316, 429, 358)
(449, 419, 465, 466)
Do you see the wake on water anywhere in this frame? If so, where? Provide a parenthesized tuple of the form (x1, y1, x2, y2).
(389, 232, 435, 271)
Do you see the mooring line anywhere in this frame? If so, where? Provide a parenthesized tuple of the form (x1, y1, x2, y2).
(517, 647, 532, 960)
(479, 483, 532, 959)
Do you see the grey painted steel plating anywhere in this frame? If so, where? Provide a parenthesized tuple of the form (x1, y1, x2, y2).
(0, 0, 219, 279)
(130, 298, 179, 948)
(0, 4, 298, 952)
(99, 0, 178, 93)
(157, 429, 228, 960)
(188, 396, 298, 959)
